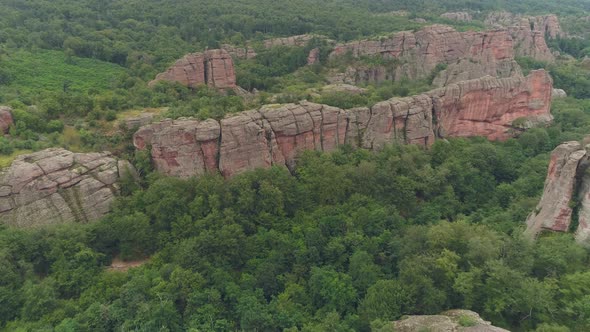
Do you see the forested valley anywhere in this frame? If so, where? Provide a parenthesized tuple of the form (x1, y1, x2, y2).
(0, 0, 590, 331)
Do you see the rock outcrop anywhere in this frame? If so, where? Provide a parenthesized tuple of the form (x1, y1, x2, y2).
(391, 310, 509, 332)
(526, 141, 590, 245)
(0, 148, 136, 227)
(149, 49, 236, 90)
(135, 70, 553, 178)
(485, 12, 564, 39)
(485, 12, 563, 62)
(0, 106, 13, 134)
(525, 142, 587, 236)
(328, 25, 523, 86)
(441, 12, 473, 22)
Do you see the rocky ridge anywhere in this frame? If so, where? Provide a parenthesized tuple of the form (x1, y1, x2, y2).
(441, 12, 473, 22)
(134, 70, 553, 178)
(0, 148, 136, 227)
(328, 25, 524, 86)
(149, 49, 237, 90)
(526, 141, 590, 244)
(391, 309, 509, 332)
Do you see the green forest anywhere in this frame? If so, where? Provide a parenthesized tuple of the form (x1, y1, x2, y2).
(1, 0, 590, 331)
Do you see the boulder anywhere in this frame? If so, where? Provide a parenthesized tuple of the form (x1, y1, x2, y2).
(135, 70, 553, 178)
(0, 148, 136, 227)
(321, 84, 367, 95)
(0, 106, 13, 134)
(391, 310, 509, 332)
(552, 88, 567, 98)
(149, 49, 236, 90)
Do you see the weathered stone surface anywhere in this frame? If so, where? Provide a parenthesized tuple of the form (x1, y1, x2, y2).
(0, 106, 14, 134)
(0, 148, 136, 227)
(135, 71, 553, 178)
(485, 12, 564, 39)
(328, 25, 523, 86)
(391, 310, 509, 332)
(221, 44, 257, 59)
(321, 84, 367, 95)
(526, 142, 587, 236)
(485, 12, 562, 62)
(432, 70, 553, 141)
(307, 47, 321, 65)
(123, 113, 155, 129)
(149, 49, 236, 90)
(441, 12, 473, 22)
(552, 88, 567, 98)
(263, 34, 323, 48)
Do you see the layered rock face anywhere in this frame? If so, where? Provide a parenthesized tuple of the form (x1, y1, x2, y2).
(0, 106, 13, 134)
(0, 148, 136, 227)
(526, 142, 590, 245)
(391, 310, 508, 332)
(328, 25, 523, 86)
(433, 69, 553, 140)
(135, 70, 553, 178)
(149, 49, 236, 89)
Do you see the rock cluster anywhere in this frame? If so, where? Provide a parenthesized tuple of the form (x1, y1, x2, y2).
(149, 49, 236, 90)
(328, 25, 523, 86)
(526, 142, 590, 244)
(441, 12, 473, 22)
(0, 106, 13, 134)
(135, 70, 553, 178)
(0, 148, 136, 227)
(391, 309, 508, 332)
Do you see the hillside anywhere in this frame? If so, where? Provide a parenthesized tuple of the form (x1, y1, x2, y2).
(0, 1, 589, 331)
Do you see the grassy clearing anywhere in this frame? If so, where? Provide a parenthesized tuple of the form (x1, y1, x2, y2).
(0, 149, 32, 169)
(2, 49, 127, 94)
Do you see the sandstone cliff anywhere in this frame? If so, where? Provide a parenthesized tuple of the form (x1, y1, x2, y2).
(526, 141, 590, 245)
(0, 106, 13, 134)
(328, 25, 523, 86)
(0, 148, 136, 227)
(134, 70, 553, 178)
(149, 49, 237, 90)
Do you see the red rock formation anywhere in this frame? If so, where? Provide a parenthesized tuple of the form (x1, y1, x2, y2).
(433, 69, 553, 140)
(526, 142, 588, 237)
(135, 70, 553, 178)
(328, 25, 523, 86)
(149, 49, 237, 90)
(0, 106, 13, 134)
